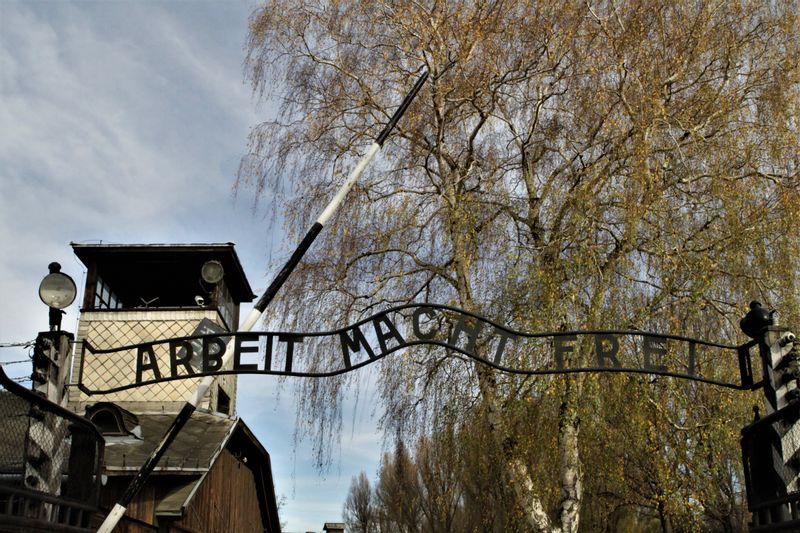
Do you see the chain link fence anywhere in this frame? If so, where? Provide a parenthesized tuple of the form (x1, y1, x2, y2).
(0, 365, 104, 532)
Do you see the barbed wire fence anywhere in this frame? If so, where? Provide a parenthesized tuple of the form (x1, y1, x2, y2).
(0, 341, 36, 384)
(0, 340, 36, 349)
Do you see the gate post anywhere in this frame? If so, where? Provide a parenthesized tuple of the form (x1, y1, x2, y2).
(740, 302, 800, 526)
(23, 330, 74, 518)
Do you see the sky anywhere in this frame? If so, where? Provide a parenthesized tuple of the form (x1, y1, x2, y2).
(0, 1, 383, 530)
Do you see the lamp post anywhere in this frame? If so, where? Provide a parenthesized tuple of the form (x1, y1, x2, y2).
(38, 262, 76, 331)
(32, 262, 77, 401)
(24, 264, 78, 498)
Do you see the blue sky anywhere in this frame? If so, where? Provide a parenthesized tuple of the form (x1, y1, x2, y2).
(0, 1, 382, 530)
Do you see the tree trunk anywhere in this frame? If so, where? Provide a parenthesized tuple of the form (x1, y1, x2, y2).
(557, 378, 583, 533)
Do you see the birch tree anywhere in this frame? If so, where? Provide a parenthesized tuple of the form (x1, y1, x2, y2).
(344, 472, 376, 533)
(240, 1, 799, 530)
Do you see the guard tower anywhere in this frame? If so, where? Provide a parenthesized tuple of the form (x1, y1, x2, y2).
(67, 243, 255, 415)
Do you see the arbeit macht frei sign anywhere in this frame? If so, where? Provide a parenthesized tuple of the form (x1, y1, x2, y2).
(77, 304, 749, 394)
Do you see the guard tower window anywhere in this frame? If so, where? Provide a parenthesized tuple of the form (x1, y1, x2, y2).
(73, 243, 255, 321)
(94, 276, 122, 310)
(214, 279, 235, 330)
(217, 388, 231, 415)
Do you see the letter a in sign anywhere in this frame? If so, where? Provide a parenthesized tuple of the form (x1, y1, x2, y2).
(372, 314, 404, 354)
(136, 344, 162, 383)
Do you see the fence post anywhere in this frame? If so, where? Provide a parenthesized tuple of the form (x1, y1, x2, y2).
(23, 330, 74, 517)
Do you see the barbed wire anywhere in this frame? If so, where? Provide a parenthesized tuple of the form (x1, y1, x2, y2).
(0, 341, 36, 372)
(0, 340, 35, 349)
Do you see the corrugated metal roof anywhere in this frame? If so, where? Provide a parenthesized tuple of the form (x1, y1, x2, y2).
(103, 411, 279, 530)
(103, 412, 236, 473)
(103, 411, 239, 517)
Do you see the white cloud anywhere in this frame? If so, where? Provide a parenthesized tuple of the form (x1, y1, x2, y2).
(0, 2, 382, 531)
(0, 1, 264, 238)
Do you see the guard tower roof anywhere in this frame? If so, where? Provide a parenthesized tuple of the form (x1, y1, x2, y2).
(71, 242, 256, 306)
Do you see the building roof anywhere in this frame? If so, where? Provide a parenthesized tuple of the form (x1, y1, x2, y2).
(71, 242, 256, 305)
(155, 476, 201, 515)
(102, 411, 235, 473)
(102, 410, 280, 531)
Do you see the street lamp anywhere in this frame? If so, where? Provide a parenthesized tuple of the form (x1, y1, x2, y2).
(38, 262, 77, 331)
(200, 260, 224, 284)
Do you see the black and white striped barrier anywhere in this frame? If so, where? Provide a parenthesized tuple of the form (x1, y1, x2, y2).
(761, 329, 800, 492)
(97, 69, 428, 533)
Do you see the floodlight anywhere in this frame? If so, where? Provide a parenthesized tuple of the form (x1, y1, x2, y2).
(39, 262, 77, 309)
(200, 260, 224, 284)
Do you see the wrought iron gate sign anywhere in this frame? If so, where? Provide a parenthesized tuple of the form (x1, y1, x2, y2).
(78, 304, 749, 394)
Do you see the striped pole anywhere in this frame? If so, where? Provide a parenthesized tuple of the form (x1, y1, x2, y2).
(97, 70, 428, 532)
(753, 327, 797, 523)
